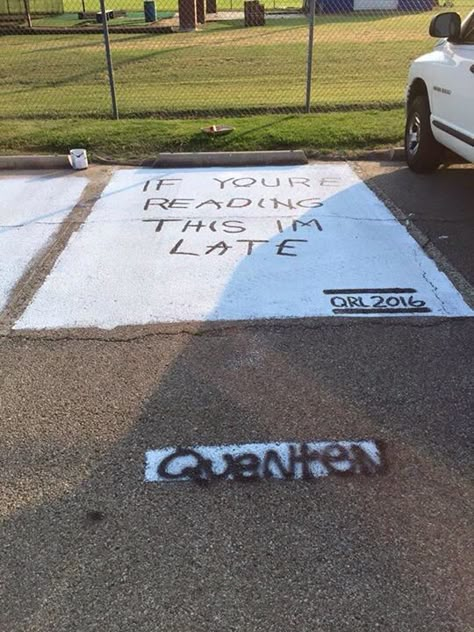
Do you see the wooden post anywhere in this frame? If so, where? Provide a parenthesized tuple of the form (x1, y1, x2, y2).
(196, 0, 206, 24)
(178, 0, 198, 30)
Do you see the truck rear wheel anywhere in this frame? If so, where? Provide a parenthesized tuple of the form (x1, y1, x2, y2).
(405, 95, 444, 173)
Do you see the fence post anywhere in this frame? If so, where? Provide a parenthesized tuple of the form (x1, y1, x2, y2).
(99, 0, 119, 120)
(305, 0, 316, 113)
(23, 0, 32, 28)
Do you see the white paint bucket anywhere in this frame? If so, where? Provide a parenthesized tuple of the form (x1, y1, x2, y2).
(69, 148, 88, 170)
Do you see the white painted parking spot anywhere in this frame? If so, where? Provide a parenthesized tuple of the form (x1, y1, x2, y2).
(15, 164, 472, 330)
(0, 175, 87, 313)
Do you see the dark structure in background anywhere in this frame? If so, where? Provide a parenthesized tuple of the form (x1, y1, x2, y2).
(244, 0, 265, 26)
(304, 0, 434, 12)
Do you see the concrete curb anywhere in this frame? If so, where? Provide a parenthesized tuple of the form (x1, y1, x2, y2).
(306, 147, 405, 162)
(0, 155, 72, 170)
(95, 148, 405, 167)
(0, 148, 405, 171)
(354, 147, 405, 161)
(142, 150, 308, 167)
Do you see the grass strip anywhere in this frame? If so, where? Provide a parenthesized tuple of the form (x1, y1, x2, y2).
(0, 110, 405, 159)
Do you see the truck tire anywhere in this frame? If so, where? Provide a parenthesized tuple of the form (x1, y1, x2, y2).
(405, 95, 444, 173)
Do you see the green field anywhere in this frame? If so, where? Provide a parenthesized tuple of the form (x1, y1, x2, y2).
(0, 11, 450, 119)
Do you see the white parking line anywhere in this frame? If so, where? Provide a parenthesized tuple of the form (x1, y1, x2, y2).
(0, 174, 88, 314)
(14, 164, 472, 330)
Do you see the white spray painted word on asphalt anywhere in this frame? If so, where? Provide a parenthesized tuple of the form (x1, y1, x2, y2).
(144, 440, 384, 483)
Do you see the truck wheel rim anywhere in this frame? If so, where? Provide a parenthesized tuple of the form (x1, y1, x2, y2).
(407, 112, 421, 156)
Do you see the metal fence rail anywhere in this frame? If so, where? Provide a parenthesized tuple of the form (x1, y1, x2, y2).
(0, 0, 472, 119)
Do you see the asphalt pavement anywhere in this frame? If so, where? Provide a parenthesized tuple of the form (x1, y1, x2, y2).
(358, 162, 474, 285)
(1, 161, 473, 632)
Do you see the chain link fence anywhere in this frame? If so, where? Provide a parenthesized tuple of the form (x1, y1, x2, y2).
(0, 0, 472, 118)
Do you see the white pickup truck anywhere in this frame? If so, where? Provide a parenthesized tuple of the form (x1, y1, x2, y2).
(405, 10, 474, 172)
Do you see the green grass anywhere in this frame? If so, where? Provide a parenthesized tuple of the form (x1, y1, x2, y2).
(0, 12, 439, 119)
(0, 110, 405, 157)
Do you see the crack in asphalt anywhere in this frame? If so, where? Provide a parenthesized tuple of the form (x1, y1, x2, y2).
(421, 268, 446, 314)
(412, 245, 448, 315)
(2, 317, 472, 344)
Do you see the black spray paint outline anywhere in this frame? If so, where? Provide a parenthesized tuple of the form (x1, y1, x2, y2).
(146, 440, 386, 485)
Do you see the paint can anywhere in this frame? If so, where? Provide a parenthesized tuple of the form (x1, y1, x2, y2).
(69, 149, 88, 170)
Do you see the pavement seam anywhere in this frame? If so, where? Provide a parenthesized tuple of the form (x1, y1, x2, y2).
(2, 317, 472, 344)
(0, 167, 114, 335)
